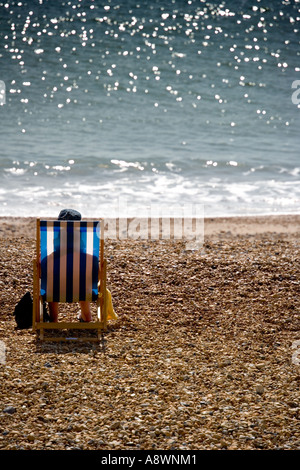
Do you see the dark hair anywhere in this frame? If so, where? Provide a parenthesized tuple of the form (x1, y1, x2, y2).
(58, 209, 82, 220)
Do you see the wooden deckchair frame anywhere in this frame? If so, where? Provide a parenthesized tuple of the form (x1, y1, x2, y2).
(32, 218, 107, 342)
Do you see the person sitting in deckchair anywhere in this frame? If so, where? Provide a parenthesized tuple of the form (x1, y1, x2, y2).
(43, 208, 93, 323)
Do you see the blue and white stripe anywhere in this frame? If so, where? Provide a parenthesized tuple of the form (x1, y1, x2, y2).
(40, 220, 100, 302)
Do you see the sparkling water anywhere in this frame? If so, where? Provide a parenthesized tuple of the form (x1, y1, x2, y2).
(0, 0, 299, 218)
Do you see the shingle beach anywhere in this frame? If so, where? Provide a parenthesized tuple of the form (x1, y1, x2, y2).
(0, 215, 299, 450)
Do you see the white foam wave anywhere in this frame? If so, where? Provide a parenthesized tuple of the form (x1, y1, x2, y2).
(0, 175, 299, 219)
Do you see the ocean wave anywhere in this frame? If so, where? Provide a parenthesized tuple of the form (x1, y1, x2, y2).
(0, 174, 299, 219)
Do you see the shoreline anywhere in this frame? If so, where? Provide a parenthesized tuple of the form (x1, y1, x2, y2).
(0, 213, 299, 239)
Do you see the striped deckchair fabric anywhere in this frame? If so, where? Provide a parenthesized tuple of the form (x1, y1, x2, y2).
(32, 218, 109, 342)
(40, 220, 100, 303)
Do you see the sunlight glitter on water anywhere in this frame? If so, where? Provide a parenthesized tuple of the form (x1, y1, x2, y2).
(0, 0, 299, 216)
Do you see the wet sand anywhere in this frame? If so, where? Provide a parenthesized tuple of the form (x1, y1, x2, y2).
(0, 215, 299, 450)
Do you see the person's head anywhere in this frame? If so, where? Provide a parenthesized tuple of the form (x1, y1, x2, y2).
(58, 208, 82, 221)
(56, 209, 83, 248)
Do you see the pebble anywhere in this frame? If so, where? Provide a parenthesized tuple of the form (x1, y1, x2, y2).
(3, 406, 16, 415)
(255, 385, 265, 395)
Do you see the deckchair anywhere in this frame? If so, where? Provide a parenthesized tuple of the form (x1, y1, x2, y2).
(32, 218, 109, 341)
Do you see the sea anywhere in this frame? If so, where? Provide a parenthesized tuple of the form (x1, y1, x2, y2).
(0, 0, 299, 219)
